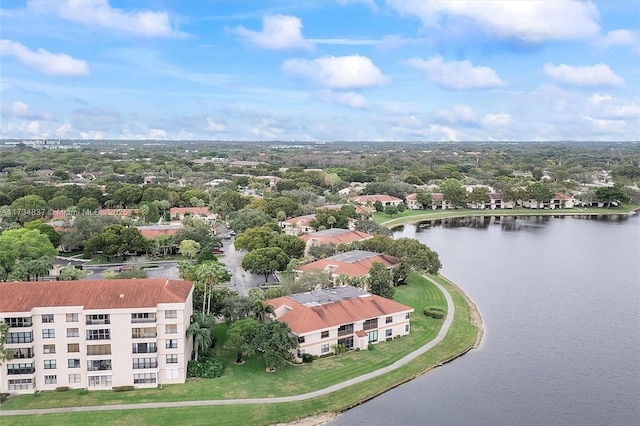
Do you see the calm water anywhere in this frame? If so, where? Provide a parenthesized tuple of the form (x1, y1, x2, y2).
(333, 214, 640, 426)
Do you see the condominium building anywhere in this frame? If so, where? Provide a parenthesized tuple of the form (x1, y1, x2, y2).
(0, 278, 193, 394)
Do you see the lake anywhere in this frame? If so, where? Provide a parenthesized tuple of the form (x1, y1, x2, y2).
(332, 214, 640, 426)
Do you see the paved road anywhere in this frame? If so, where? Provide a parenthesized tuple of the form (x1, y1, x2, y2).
(0, 276, 454, 417)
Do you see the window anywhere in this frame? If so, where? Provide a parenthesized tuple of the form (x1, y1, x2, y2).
(165, 324, 177, 334)
(132, 342, 157, 354)
(44, 375, 57, 385)
(385, 316, 393, 324)
(66, 313, 78, 322)
(11, 347, 33, 359)
(321, 330, 329, 339)
(405, 324, 410, 332)
(8, 379, 33, 390)
(87, 359, 112, 371)
(68, 343, 80, 353)
(166, 339, 178, 349)
(298, 336, 305, 344)
(88, 375, 112, 387)
(44, 359, 57, 369)
(42, 314, 54, 323)
(7, 363, 35, 375)
(69, 374, 81, 384)
(166, 369, 179, 380)
(367, 330, 378, 343)
(131, 313, 156, 323)
(68, 359, 81, 368)
(7, 332, 33, 343)
(86, 314, 110, 325)
(385, 329, 393, 338)
(405, 313, 410, 320)
(166, 354, 178, 364)
(337, 323, 354, 337)
(42, 329, 55, 339)
(86, 329, 110, 340)
(296, 349, 305, 358)
(6, 317, 32, 328)
(337, 336, 354, 349)
(67, 328, 79, 338)
(133, 373, 156, 384)
(43, 344, 56, 354)
(165, 310, 177, 319)
(363, 318, 378, 331)
(87, 344, 111, 356)
(132, 327, 156, 339)
(321, 344, 330, 353)
(132, 358, 157, 369)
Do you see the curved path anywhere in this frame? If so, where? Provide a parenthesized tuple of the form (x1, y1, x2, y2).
(1, 276, 454, 417)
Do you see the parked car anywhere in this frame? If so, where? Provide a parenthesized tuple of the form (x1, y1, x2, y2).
(211, 248, 224, 254)
(117, 266, 132, 272)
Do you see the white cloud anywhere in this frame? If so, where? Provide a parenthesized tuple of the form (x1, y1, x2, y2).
(482, 113, 510, 126)
(282, 55, 387, 89)
(249, 118, 286, 139)
(0, 39, 89, 76)
(387, 0, 600, 42)
(27, 0, 180, 38)
(543, 63, 625, 87)
(0, 101, 55, 120)
(433, 104, 476, 124)
(587, 94, 640, 119)
(148, 129, 166, 139)
(56, 123, 73, 137)
(206, 118, 226, 132)
(406, 56, 502, 89)
(309, 38, 378, 46)
(337, 0, 378, 12)
(319, 90, 367, 108)
(597, 29, 640, 54)
(232, 15, 314, 50)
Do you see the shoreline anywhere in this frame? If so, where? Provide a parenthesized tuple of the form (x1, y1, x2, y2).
(439, 274, 484, 349)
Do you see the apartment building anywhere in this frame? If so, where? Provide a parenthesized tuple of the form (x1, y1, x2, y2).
(0, 278, 193, 394)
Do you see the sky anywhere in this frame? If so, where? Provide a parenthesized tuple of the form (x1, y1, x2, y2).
(0, 0, 639, 142)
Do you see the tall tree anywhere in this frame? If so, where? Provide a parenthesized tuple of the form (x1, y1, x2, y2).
(252, 320, 298, 370)
(440, 178, 466, 208)
(226, 318, 259, 363)
(242, 247, 290, 282)
(187, 319, 212, 362)
(0, 228, 56, 281)
(368, 262, 394, 299)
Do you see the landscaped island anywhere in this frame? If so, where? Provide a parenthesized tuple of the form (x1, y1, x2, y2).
(0, 273, 481, 425)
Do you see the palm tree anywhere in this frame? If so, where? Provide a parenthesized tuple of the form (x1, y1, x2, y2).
(187, 321, 212, 362)
(252, 301, 275, 323)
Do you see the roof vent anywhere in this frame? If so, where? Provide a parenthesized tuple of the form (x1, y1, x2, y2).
(119, 294, 125, 299)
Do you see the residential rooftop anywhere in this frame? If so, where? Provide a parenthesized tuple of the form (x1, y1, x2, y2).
(288, 286, 370, 307)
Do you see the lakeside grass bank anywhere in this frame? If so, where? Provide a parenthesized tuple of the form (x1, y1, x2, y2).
(0, 274, 480, 425)
(375, 204, 639, 228)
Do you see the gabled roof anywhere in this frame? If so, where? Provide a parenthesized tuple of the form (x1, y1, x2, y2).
(267, 286, 413, 335)
(297, 250, 399, 277)
(489, 193, 502, 200)
(298, 229, 372, 245)
(283, 214, 315, 227)
(349, 195, 403, 204)
(170, 207, 212, 217)
(137, 224, 183, 239)
(0, 279, 193, 312)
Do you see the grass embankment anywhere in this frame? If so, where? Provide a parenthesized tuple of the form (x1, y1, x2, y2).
(374, 204, 639, 227)
(1, 274, 479, 425)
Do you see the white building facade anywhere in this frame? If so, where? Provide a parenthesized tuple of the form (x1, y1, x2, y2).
(0, 278, 193, 394)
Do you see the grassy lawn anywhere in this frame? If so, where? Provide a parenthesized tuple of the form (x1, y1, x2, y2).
(374, 204, 639, 227)
(0, 274, 478, 425)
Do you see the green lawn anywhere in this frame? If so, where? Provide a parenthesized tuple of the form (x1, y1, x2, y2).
(374, 204, 639, 227)
(0, 274, 479, 425)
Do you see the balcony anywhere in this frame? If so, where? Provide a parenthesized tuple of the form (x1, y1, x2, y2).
(337, 324, 354, 337)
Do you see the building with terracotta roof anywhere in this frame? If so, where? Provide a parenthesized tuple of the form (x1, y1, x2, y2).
(137, 224, 184, 239)
(266, 286, 413, 360)
(298, 229, 372, 252)
(0, 278, 193, 394)
(282, 214, 316, 236)
(295, 250, 399, 285)
(169, 207, 215, 220)
(349, 194, 403, 207)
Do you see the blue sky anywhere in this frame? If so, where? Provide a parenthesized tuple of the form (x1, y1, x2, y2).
(0, 0, 638, 142)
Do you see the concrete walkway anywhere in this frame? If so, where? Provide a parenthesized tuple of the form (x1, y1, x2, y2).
(0, 276, 454, 417)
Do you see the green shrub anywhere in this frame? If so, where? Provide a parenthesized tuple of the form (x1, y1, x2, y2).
(112, 386, 134, 392)
(367, 343, 374, 351)
(424, 306, 445, 319)
(187, 355, 225, 378)
(355, 347, 361, 352)
(0, 393, 9, 403)
(54, 386, 70, 392)
(302, 353, 313, 363)
(331, 343, 348, 356)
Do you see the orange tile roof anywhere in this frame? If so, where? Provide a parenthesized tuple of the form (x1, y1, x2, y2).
(267, 290, 413, 335)
(299, 229, 372, 246)
(349, 195, 403, 204)
(170, 207, 212, 217)
(297, 251, 399, 277)
(0, 279, 193, 312)
(283, 214, 315, 226)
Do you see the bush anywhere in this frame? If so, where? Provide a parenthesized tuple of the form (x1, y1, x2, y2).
(355, 347, 361, 352)
(367, 343, 374, 351)
(54, 386, 70, 392)
(331, 343, 348, 356)
(302, 353, 314, 363)
(424, 306, 445, 319)
(187, 355, 225, 378)
(0, 393, 9, 403)
(112, 386, 134, 392)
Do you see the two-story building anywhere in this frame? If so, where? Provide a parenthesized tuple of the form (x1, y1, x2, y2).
(266, 286, 413, 360)
(0, 278, 193, 394)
